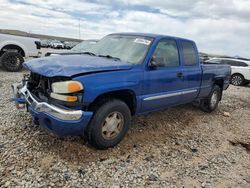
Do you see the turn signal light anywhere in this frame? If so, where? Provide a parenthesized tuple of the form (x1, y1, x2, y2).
(50, 93, 78, 102)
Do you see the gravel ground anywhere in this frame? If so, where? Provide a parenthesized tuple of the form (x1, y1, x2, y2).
(0, 67, 250, 188)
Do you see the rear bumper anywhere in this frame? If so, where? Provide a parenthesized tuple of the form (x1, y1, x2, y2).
(12, 83, 93, 136)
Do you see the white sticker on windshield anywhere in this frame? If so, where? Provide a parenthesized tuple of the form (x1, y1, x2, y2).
(134, 38, 151, 45)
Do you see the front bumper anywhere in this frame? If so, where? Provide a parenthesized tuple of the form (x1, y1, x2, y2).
(12, 83, 93, 136)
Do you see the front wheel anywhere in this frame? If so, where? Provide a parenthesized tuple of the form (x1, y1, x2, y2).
(1, 51, 24, 72)
(200, 85, 221, 112)
(86, 99, 131, 149)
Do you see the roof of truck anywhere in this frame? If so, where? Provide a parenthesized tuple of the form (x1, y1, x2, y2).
(109, 32, 194, 42)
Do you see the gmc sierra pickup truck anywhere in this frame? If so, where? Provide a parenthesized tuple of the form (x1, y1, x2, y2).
(12, 33, 231, 149)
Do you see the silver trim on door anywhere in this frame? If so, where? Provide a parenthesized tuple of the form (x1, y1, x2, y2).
(143, 89, 197, 101)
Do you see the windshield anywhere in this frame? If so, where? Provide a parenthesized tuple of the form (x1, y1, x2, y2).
(89, 35, 153, 64)
(72, 40, 97, 52)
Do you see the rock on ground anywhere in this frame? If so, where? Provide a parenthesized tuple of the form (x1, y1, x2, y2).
(0, 68, 250, 187)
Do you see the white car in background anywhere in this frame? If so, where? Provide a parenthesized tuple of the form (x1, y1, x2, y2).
(51, 41, 64, 49)
(0, 33, 41, 71)
(205, 58, 250, 86)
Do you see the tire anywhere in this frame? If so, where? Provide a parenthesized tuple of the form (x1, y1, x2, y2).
(200, 85, 221, 113)
(231, 74, 244, 86)
(86, 99, 131, 149)
(1, 51, 24, 72)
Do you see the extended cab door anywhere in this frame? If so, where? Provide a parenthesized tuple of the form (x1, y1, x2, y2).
(141, 38, 184, 112)
(179, 40, 201, 103)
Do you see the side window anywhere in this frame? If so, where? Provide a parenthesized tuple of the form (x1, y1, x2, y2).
(235, 61, 248, 67)
(181, 41, 197, 66)
(209, 59, 248, 67)
(222, 60, 248, 67)
(152, 40, 179, 67)
(207, 59, 221, 64)
(240, 62, 248, 67)
(222, 60, 232, 66)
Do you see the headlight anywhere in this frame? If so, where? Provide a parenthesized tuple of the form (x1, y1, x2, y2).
(50, 93, 78, 102)
(51, 81, 83, 94)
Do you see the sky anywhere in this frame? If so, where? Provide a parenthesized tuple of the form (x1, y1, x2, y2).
(0, 0, 250, 58)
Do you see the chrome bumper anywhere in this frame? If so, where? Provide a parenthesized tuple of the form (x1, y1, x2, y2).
(12, 83, 83, 120)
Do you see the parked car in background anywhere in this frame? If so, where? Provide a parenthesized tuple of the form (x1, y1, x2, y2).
(0, 33, 41, 71)
(13, 33, 231, 149)
(40, 40, 50, 48)
(71, 40, 97, 51)
(205, 58, 250, 86)
(199, 53, 209, 64)
(63, 41, 78, 49)
(45, 40, 98, 56)
(50, 41, 64, 49)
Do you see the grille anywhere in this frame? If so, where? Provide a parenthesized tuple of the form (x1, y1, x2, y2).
(27, 73, 71, 102)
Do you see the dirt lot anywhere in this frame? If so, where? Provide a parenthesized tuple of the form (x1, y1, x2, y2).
(0, 67, 249, 187)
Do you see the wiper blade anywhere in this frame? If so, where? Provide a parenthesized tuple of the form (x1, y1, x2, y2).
(82, 51, 96, 56)
(98, 54, 120, 61)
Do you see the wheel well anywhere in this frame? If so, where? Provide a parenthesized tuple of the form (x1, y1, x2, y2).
(88, 90, 137, 115)
(214, 79, 224, 100)
(0, 45, 25, 57)
(214, 79, 224, 90)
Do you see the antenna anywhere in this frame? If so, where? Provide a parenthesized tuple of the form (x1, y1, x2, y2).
(79, 18, 81, 39)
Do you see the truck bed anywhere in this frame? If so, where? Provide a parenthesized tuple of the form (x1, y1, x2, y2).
(198, 64, 231, 98)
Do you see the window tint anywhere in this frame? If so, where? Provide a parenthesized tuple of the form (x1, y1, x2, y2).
(181, 41, 197, 66)
(240, 62, 249, 67)
(223, 60, 248, 67)
(206, 59, 222, 64)
(152, 40, 179, 67)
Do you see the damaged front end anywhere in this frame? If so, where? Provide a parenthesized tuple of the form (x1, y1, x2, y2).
(12, 73, 84, 120)
(11, 73, 93, 136)
(12, 74, 29, 109)
(26, 73, 83, 108)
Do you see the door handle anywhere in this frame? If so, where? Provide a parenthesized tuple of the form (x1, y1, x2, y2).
(176, 72, 184, 78)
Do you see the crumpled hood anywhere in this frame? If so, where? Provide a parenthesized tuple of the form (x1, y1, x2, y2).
(23, 55, 133, 77)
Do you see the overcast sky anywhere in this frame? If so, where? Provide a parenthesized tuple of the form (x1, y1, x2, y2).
(0, 0, 250, 57)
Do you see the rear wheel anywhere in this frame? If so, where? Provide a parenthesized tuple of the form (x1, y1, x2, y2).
(200, 85, 221, 112)
(231, 74, 244, 86)
(1, 51, 24, 72)
(86, 99, 131, 149)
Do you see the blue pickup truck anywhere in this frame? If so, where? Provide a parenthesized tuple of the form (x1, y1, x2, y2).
(12, 33, 231, 149)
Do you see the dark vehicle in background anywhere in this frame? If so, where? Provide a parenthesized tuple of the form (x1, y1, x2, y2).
(45, 40, 98, 56)
(13, 33, 231, 149)
(205, 58, 250, 86)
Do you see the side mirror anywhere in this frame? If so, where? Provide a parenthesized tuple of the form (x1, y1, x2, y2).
(149, 56, 158, 70)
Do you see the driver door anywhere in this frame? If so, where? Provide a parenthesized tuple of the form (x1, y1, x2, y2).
(141, 39, 184, 112)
